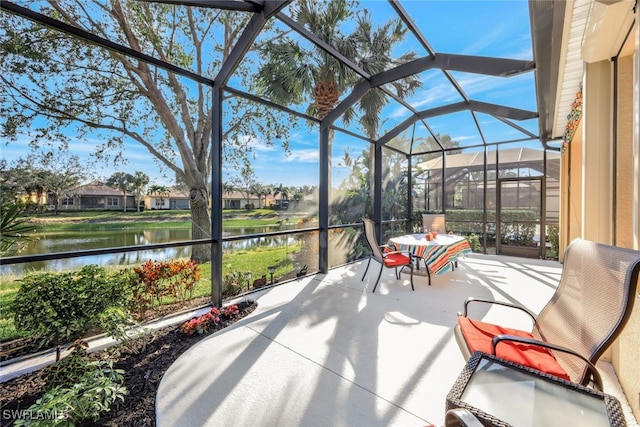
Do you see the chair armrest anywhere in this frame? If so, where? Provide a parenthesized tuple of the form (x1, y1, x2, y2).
(445, 408, 484, 427)
(459, 298, 536, 323)
(382, 250, 414, 260)
(379, 244, 396, 253)
(492, 334, 603, 391)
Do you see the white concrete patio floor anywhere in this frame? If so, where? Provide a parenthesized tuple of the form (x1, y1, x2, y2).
(157, 253, 638, 427)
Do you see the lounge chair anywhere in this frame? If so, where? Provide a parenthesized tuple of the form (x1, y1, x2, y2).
(454, 238, 640, 390)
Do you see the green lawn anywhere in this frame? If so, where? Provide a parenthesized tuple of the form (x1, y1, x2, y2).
(0, 280, 26, 342)
(223, 244, 298, 280)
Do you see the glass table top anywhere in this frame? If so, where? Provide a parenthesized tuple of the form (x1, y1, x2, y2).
(461, 358, 610, 427)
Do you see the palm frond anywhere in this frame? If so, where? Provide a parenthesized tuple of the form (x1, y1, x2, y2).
(0, 201, 36, 256)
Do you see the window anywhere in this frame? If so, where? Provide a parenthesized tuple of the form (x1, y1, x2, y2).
(107, 197, 119, 207)
(62, 198, 74, 206)
(155, 198, 165, 207)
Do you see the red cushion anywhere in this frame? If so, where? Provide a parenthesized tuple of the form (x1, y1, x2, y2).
(458, 316, 570, 381)
(383, 252, 411, 267)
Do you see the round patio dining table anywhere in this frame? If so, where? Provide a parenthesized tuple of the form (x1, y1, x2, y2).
(387, 233, 472, 285)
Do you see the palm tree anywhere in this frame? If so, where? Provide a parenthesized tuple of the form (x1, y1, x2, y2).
(251, 183, 271, 209)
(147, 184, 170, 209)
(222, 182, 235, 196)
(256, 0, 420, 214)
(255, 0, 356, 199)
(256, 0, 355, 120)
(348, 11, 422, 214)
(0, 197, 35, 256)
(222, 182, 236, 209)
(273, 184, 289, 209)
(147, 184, 170, 196)
(132, 171, 150, 212)
(262, 184, 274, 208)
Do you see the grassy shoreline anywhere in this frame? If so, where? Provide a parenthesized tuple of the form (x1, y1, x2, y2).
(26, 208, 299, 232)
(2, 209, 306, 343)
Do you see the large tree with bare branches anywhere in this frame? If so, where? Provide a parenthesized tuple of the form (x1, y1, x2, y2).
(0, 1, 291, 262)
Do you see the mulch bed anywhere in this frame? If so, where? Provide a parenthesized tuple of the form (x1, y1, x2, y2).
(0, 300, 257, 426)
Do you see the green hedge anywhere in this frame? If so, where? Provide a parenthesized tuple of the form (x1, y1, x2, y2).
(413, 209, 538, 245)
(11, 265, 135, 348)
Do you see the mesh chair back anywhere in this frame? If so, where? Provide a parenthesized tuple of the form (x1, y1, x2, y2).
(363, 219, 384, 262)
(423, 214, 446, 233)
(533, 239, 640, 384)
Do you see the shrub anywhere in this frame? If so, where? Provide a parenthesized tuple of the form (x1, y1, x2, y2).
(466, 234, 482, 252)
(42, 340, 92, 391)
(131, 259, 203, 315)
(438, 209, 538, 245)
(547, 224, 560, 259)
(15, 359, 127, 426)
(222, 270, 251, 297)
(99, 307, 148, 353)
(166, 259, 202, 302)
(15, 340, 127, 426)
(11, 265, 133, 348)
(133, 260, 171, 306)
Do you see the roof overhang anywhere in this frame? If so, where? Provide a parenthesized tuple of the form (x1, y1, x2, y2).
(531, 0, 637, 149)
(529, 0, 568, 150)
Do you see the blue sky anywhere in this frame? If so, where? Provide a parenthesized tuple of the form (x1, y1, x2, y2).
(1, 0, 538, 189)
(242, 0, 537, 187)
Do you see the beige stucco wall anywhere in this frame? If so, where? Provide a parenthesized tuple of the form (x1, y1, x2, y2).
(612, 286, 640, 421)
(616, 55, 635, 249)
(560, 39, 639, 421)
(583, 60, 614, 244)
(560, 124, 583, 262)
(611, 14, 640, 419)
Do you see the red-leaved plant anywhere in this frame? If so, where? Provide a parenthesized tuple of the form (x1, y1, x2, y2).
(131, 259, 203, 318)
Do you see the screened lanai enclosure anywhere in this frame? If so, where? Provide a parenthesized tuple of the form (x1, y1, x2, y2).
(1, 0, 565, 306)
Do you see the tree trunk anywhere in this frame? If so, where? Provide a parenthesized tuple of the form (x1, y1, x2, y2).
(51, 194, 59, 216)
(190, 187, 211, 263)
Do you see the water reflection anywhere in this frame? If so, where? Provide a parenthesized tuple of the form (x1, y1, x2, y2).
(1, 226, 297, 276)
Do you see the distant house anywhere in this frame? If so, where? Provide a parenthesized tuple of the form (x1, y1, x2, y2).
(222, 191, 260, 210)
(62, 182, 135, 210)
(145, 186, 190, 210)
(264, 194, 277, 207)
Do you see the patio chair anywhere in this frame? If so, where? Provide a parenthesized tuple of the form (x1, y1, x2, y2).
(361, 218, 414, 293)
(422, 213, 446, 233)
(422, 213, 461, 271)
(454, 238, 640, 390)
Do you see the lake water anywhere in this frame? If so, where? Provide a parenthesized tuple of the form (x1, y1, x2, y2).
(1, 226, 287, 277)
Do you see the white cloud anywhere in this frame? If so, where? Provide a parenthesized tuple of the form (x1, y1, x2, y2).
(403, 83, 461, 112)
(227, 134, 277, 152)
(283, 149, 318, 163)
(452, 135, 476, 142)
(288, 132, 319, 148)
